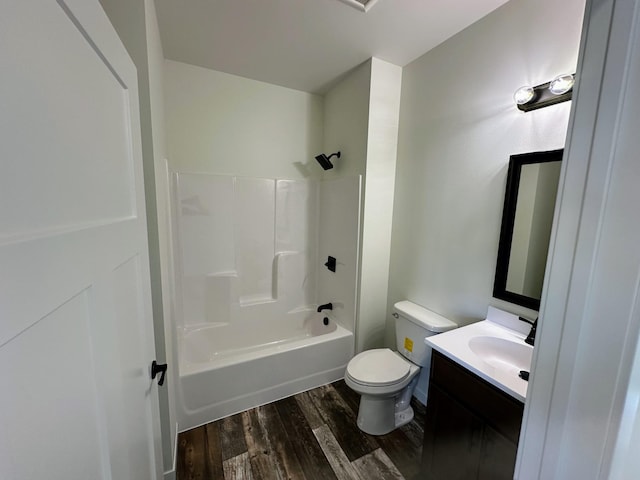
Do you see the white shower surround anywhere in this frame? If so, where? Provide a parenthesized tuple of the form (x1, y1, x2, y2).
(172, 172, 360, 430)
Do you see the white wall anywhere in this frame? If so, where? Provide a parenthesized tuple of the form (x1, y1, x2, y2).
(321, 61, 370, 348)
(357, 59, 402, 352)
(322, 59, 402, 353)
(322, 61, 371, 179)
(388, 0, 585, 335)
(163, 60, 323, 178)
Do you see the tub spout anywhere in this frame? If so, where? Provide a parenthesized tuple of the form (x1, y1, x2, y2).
(317, 302, 333, 312)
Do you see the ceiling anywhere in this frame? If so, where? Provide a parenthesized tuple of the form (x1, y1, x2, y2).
(154, 0, 511, 94)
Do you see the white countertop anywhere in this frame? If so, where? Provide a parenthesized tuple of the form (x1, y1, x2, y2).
(425, 308, 533, 402)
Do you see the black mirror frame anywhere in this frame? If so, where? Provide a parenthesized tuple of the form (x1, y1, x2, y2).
(493, 149, 563, 310)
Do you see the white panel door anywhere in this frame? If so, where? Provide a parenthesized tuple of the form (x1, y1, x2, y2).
(0, 1, 162, 479)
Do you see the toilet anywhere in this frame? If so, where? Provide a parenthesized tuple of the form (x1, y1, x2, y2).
(345, 300, 457, 435)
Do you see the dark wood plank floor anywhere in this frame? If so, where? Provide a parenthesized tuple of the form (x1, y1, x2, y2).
(177, 380, 426, 480)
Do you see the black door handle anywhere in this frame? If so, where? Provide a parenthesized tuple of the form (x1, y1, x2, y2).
(151, 360, 168, 386)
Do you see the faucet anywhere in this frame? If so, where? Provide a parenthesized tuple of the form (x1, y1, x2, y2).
(522, 317, 538, 346)
(317, 302, 333, 313)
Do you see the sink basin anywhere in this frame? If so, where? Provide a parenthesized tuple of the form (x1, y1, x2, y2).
(468, 336, 533, 374)
(425, 310, 535, 401)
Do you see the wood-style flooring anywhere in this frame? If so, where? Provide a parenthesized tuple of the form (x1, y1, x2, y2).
(177, 380, 426, 480)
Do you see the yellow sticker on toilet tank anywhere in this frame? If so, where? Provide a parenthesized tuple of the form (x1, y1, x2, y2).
(404, 337, 414, 352)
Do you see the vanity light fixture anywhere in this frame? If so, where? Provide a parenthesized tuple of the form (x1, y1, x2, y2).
(549, 73, 575, 95)
(515, 73, 575, 112)
(514, 86, 535, 106)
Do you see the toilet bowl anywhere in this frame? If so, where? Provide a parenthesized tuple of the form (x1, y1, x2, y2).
(345, 348, 421, 435)
(345, 301, 457, 435)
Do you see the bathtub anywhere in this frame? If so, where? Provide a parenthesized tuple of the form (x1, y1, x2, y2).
(176, 312, 354, 432)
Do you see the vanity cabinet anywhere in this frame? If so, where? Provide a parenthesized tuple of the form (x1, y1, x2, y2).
(421, 351, 524, 480)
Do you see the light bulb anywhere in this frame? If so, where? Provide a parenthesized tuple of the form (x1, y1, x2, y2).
(549, 74, 574, 95)
(514, 86, 535, 105)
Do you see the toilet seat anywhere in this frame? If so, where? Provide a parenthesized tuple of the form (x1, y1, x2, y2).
(346, 348, 411, 387)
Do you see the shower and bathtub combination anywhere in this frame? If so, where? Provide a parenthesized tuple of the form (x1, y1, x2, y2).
(172, 171, 361, 431)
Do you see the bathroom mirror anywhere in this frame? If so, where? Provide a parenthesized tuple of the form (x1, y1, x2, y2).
(493, 149, 563, 310)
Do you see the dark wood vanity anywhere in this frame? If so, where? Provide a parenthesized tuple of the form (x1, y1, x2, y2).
(421, 351, 524, 480)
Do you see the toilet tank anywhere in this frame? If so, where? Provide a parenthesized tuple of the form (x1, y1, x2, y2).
(394, 301, 457, 366)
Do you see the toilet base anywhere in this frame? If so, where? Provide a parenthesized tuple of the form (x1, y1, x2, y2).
(346, 359, 421, 435)
(355, 396, 417, 435)
(356, 394, 397, 435)
(394, 405, 414, 429)
(353, 376, 420, 435)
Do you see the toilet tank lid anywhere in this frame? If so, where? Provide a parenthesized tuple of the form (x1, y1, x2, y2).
(393, 301, 457, 333)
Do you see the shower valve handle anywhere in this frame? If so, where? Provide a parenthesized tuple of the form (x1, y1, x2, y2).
(151, 360, 168, 386)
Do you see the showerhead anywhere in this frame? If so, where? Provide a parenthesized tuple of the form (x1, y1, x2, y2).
(314, 151, 341, 170)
